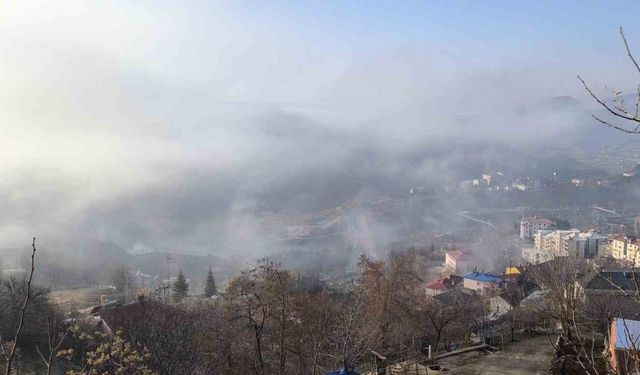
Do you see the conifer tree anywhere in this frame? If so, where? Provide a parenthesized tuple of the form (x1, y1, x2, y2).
(172, 270, 189, 302)
(204, 266, 217, 297)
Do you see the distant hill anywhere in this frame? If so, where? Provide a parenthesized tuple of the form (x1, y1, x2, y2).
(530, 154, 610, 179)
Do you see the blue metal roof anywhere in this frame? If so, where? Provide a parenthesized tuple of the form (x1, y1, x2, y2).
(463, 271, 503, 283)
(615, 318, 640, 350)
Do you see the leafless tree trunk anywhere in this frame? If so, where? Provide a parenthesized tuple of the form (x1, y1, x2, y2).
(36, 304, 68, 375)
(3, 237, 37, 375)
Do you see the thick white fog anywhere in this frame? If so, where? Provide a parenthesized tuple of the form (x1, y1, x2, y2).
(0, 1, 637, 254)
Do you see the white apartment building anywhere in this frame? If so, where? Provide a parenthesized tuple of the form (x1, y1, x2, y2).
(520, 217, 553, 240)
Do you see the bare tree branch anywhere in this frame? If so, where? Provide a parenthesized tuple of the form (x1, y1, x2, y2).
(578, 27, 640, 134)
(578, 76, 640, 124)
(620, 27, 640, 74)
(590, 114, 640, 134)
(4, 237, 37, 375)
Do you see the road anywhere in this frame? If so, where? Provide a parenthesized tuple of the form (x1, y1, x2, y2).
(456, 211, 497, 230)
(438, 334, 554, 374)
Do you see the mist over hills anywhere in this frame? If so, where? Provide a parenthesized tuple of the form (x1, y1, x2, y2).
(0, 91, 632, 271)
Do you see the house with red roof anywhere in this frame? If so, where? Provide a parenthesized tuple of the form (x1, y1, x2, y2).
(425, 275, 463, 297)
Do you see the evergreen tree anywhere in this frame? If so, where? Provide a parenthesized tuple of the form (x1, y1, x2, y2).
(203, 266, 217, 297)
(172, 270, 189, 302)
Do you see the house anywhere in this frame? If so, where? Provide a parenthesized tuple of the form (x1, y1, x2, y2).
(431, 288, 481, 311)
(504, 265, 527, 278)
(520, 217, 553, 240)
(578, 270, 640, 297)
(425, 275, 463, 297)
(609, 318, 640, 374)
(576, 270, 640, 320)
(486, 278, 539, 321)
(486, 295, 514, 321)
(462, 271, 503, 295)
(445, 250, 477, 273)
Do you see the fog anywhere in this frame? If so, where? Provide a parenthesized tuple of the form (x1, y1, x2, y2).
(0, 2, 637, 262)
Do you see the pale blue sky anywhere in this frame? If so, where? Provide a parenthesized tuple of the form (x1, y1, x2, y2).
(228, 1, 640, 64)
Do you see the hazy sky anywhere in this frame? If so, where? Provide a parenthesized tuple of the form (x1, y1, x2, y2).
(1, 1, 638, 253)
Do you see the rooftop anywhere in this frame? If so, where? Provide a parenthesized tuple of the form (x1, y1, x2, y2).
(500, 280, 540, 306)
(614, 318, 640, 350)
(584, 270, 640, 291)
(522, 217, 553, 225)
(426, 275, 463, 291)
(612, 233, 627, 242)
(463, 271, 503, 284)
(446, 250, 476, 261)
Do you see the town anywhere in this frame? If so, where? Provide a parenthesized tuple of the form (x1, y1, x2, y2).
(3, 2, 640, 375)
(4, 176, 640, 374)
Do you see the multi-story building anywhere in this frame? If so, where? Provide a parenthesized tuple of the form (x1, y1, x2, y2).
(533, 229, 606, 260)
(534, 229, 579, 256)
(610, 234, 640, 266)
(520, 217, 553, 240)
(576, 230, 608, 258)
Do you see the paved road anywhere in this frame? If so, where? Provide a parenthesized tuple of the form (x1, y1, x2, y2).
(438, 334, 555, 375)
(456, 211, 497, 230)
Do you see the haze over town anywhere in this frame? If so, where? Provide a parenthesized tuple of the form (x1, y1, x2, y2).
(3, 2, 640, 374)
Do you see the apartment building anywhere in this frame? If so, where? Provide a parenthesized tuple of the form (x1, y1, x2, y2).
(610, 234, 640, 266)
(520, 217, 553, 240)
(534, 229, 606, 259)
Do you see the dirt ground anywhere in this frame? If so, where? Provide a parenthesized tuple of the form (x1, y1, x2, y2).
(438, 333, 555, 374)
(49, 287, 120, 313)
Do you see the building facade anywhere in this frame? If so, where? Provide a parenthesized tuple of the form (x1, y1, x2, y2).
(462, 271, 503, 295)
(609, 318, 640, 374)
(610, 234, 640, 266)
(520, 217, 553, 240)
(445, 250, 477, 274)
(531, 229, 606, 261)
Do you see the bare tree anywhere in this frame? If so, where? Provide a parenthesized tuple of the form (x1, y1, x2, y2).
(528, 258, 609, 374)
(357, 251, 422, 353)
(420, 289, 483, 361)
(579, 27, 640, 133)
(2, 237, 38, 375)
(322, 290, 381, 372)
(227, 260, 280, 375)
(529, 258, 585, 340)
(35, 304, 68, 375)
